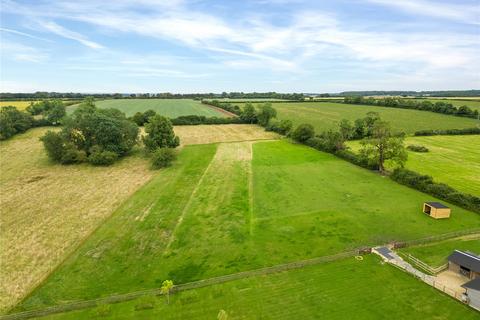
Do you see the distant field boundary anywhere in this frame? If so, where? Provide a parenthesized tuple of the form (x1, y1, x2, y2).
(203, 104, 238, 117)
(4, 228, 480, 320)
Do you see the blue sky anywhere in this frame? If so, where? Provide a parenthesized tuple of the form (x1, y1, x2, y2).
(1, 0, 479, 93)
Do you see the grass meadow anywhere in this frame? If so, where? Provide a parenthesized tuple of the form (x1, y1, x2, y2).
(15, 140, 480, 312)
(347, 135, 480, 196)
(68, 99, 227, 118)
(400, 236, 480, 268)
(43, 255, 478, 320)
(0, 128, 153, 312)
(242, 102, 480, 134)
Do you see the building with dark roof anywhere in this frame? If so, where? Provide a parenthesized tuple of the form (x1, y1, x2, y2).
(422, 202, 451, 219)
(447, 250, 480, 280)
(462, 278, 480, 311)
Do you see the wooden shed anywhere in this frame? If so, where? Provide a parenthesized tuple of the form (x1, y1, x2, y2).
(423, 202, 450, 219)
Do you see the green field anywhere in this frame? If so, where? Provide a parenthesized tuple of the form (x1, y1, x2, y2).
(244, 102, 479, 134)
(420, 99, 480, 111)
(43, 255, 477, 320)
(68, 99, 228, 118)
(400, 237, 480, 267)
(16, 140, 480, 311)
(347, 135, 480, 196)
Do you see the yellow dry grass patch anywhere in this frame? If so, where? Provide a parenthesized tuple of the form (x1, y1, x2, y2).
(174, 124, 279, 146)
(0, 101, 38, 111)
(0, 128, 153, 312)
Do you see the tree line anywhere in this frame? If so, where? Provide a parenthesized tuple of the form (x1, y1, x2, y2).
(344, 96, 479, 119)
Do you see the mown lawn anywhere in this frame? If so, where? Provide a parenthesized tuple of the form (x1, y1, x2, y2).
(242, 102, 479, 134)
(43, 255, 478, 320)
(400, 237, 480, 268)
(347, 135, 480, 196)
(68, 99, 227, 118)
(14, 140, 480, 312)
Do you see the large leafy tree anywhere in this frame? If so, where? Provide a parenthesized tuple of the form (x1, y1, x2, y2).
(359, 120, 407, 173)
(256, 103, 277, 127)
(142, 115, 180, 152)
(240, 103, 257, 123)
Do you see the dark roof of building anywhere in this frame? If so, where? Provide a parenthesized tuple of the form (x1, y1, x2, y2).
(448, 250, 480, 273)
(425, 202, 449, 209)
(462, 278, 480, 291)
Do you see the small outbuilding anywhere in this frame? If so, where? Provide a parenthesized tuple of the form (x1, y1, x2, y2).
(423, 202, 451, 219)
(447, 250, 480, 280)
(462, 278, 480, 311)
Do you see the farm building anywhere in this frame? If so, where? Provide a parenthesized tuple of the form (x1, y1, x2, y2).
(422, 202, 451, 219)
(447, 250, 480, 280)
(462, 278, 480, 311)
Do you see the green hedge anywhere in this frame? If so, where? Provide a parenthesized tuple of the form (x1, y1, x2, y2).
(414, 127, 480, 136)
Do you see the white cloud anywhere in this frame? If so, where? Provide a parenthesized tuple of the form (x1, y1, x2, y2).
(0, 41, 49, 62)
(41, 21, 104, 49)
(0, 27, 53, 42)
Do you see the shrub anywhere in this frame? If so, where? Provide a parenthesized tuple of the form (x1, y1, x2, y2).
(40, 131, 66, 162)
(134, 296, 156, 311)
(0, 106, 34, 140)
(414, 127, 480, 136)
(266, 119, 293, 135)
(151, 148, 177, 169)
(88, 147, 119, 166)
(407, 144, 429, 152)
(291, 123, 315, 143)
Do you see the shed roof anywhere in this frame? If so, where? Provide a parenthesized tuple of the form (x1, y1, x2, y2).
(425, 202, 449, 209)
(462, 278, 480, 291)
(448, 250, 480, 273)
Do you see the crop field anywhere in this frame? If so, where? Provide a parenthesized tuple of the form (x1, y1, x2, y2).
(42, 255, 477, 320)
(0, 101, 38, 110)
(174, 124, 279, 145)
(400, 236, 480, 268)
(347, 135, 480, 196)
(68, 99, 228, 118)
(15, 140, 480, 312)
(0, 128, 153, 312)
(241, 102, 479, 134)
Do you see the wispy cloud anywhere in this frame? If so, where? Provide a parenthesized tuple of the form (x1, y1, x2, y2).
(0, 27, 53, 42)
(367, 0, 480, 24)
(0, 41, 49, 62)
(41, 21, 104, 49)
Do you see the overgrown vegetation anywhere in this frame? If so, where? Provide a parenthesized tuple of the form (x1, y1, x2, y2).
(407, 145, 429, 152)
(0, 106, 33, 140)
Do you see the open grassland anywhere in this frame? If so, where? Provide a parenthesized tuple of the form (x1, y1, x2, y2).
(400, 236, 480, 268)
(245, 102, 480, 134)
(68, 99, 227, 118)
(347, 135, 480, 196)
(42, 255, 478, 320)
(174, 124, 279, 145)
(0, 101, 38, 110)
(15, 140, 480, 312)
(0, 128, 153, 312)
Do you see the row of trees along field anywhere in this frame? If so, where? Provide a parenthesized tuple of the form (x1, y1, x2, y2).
(0, 100, 66, 140)
(251, 104, 479, 213)
(344, 96, 479, 119)
(38, 97, 180, 168)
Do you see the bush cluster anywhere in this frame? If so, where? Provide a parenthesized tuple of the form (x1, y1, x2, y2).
(414, 127, 480, 136)
(344, 96, 479, 119)
(0, 106, 34, 140)
(391, 168, 480, 213)
(151, 148, 177, 169)
(407, 145, 429, 152)
(266, 119, 293, 135)
(131, 109, 157, 126)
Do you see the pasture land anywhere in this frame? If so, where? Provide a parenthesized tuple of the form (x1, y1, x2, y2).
(15, 140, 480, 311)
(400, 236, 480, 268)
(348, 135, 480, 196)
(242, 102, 480, 134)
(42, 255, 478, 320)
(207, 98, 289, 102)
(174, 124, 279, 145)
(68, 99, 228, 118)
(0, 101, 38, 110)
(0, 128, 153, 312)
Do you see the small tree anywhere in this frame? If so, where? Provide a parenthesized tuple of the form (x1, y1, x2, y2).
(143, 115, 179, 152)
(291, 123, 315, 143)
(256, 103, 277, 127)
(240, 103, 257, 123)
(338, 119, 354, 141)
(359, 121, 407, 173)
(160, 280, 174, 304)
(151, 148, 176, 169)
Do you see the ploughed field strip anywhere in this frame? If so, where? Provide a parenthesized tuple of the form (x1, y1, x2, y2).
(0, 128, 153, 313)
(13, 140, 480, 312)
(173, 124, 279, 146)
(241, 102, 480, 134)
(68, 99, 227, 118)
(32, 256, 480, 319)
(347, 135, 480, 196)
